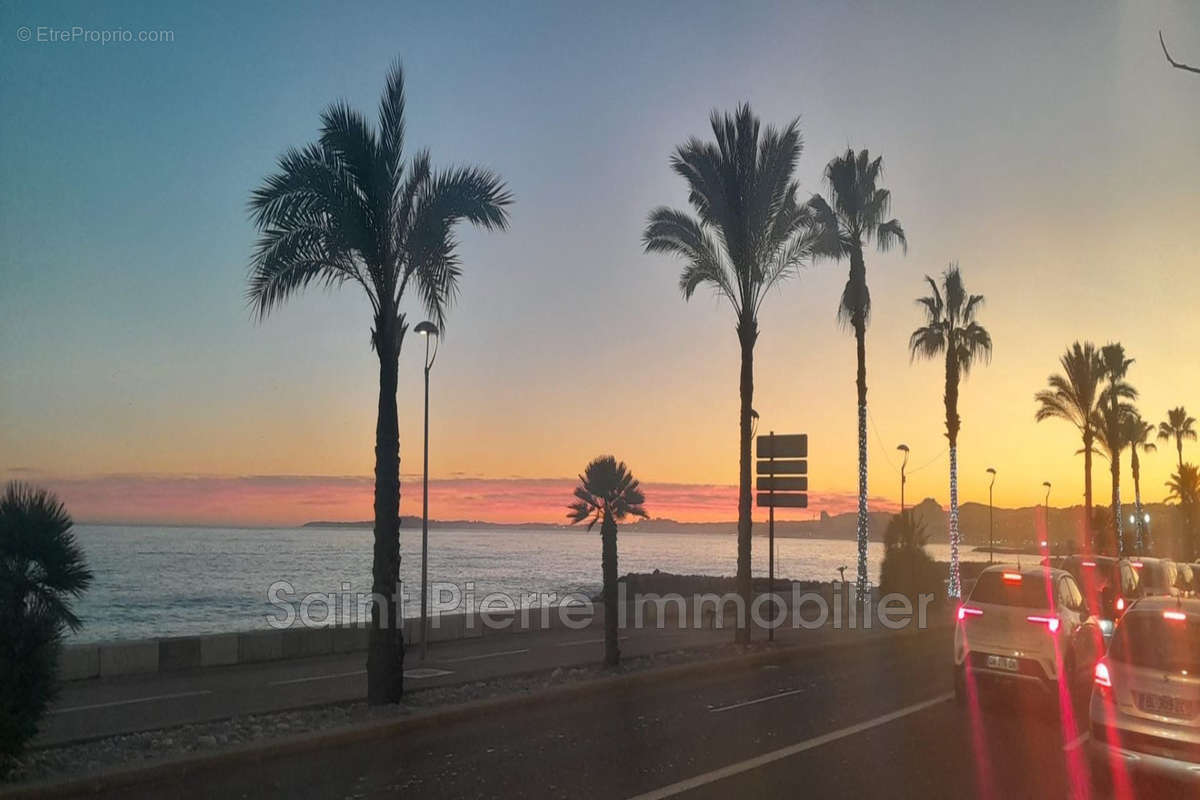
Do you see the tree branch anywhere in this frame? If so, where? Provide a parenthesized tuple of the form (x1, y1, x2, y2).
(1161, 30, 1200, 75)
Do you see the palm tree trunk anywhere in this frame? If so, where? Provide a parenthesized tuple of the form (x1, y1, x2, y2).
(601, 509, 620, 666)
(945, 354, 961, 598)
(854, 317, 869, 605)
(735, 319, 757, 644)
(1083, 429, 1094, 552)
(367, 328, 404, 705)
(1132, 449, 1144, 555)
(1179, 437, 1185, 472)
(1111, 454, 1123, 556)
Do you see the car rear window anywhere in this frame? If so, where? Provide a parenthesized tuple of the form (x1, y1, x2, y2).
(1141, 561, 1179, 590)
(1109, 613, 1200, 672)
(968, 572, 1051, 609)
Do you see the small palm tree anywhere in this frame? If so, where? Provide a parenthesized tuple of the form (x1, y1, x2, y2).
(567, 457, 648, 666)
(1090, 401, 1135, 555)
(0, 482, 92, 772)
(1165, 464, 1200, 561)
(1122, 412, 1156, 554)
(248, 61, 512, 704)
(909, 264, 991, 598)
(643, 105, 815, 642)
(1098, 343, 1137, 552)
(1034, 342, 1105, 550)
(1158, 406, 1197, 470)
(807, 149, 906, 602)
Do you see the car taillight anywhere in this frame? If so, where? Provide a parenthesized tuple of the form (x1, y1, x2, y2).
(1082, 560, 1096, 568)
(1164, 610, 1187, 621)
(1026, 615, 1060, 633)
(1002, 572, 1022, 584)
(1131, 561, 1144, 569)
(1115, 595, 1125, 614)
(1094, 660, 1112, 696)
(957, 605, 983, 621)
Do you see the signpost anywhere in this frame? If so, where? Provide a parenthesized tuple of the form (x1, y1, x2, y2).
(755, 432, 808, 641)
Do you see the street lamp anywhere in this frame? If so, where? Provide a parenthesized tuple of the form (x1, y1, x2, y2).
(986, 467, 997, 563)
(416, 320, 439, 660)
(1042, 481, 1052, 552)
(897, 444, 910, 514)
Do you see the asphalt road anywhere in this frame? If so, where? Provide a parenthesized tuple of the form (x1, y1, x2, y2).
(64, 627, 1187, 800)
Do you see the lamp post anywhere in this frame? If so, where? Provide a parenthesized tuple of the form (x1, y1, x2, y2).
(986, 467, 997, 563)
(897, 444, 910, 514)
(416, 321, 439, 660)
(1042, 481, 1052, 552)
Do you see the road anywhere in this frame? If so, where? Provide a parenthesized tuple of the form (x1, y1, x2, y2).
(63, 627, 1184, 799)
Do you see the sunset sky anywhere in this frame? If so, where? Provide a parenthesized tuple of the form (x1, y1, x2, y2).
(2, 2, 1199, 527)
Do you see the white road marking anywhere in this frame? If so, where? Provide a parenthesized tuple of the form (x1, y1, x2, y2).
(626, 693, 954, 800)
(403, 667, 454, 679)
(708, 688, 806, 713)
(1063, 731, 1090, 751)
(555, 637, 629, 647)
(444, 648, 530, 663)
(268, 670, 366, 687)
(51, 690, 213, 714)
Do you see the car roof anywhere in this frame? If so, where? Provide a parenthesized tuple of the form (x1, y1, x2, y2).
(1125, 596, 1200, 614)
(977, 564, 1070, 580)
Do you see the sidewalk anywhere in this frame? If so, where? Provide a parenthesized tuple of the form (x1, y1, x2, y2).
(40, 604, 952, 747)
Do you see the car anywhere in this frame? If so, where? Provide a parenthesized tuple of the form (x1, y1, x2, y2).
(1090, 597, 1200, 789)
(1132, 558, 1180, 598)
(954, 564, 1104, 704)
(1176, 563, 1197, 597)
(1059, 555, 1141, 641)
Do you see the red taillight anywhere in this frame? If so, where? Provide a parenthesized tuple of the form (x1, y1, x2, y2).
(1115, 595, 1125, 613)
(1164, 610, 1187, 621)
(1131, 561, 1144, 569)
(1027, 615, 1060, 633)
(1002, 571, 1022, 584)
(1094, 660, 1112, 689)
(958, 605, 983, 621)
(1082, 560, 1097, 568)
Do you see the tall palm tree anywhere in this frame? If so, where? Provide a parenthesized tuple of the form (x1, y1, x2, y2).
(909, 264, 992, 598)
(1122, 412, 1156, 555)
(643, 105, 815, 641)
(807, 149, 906, 603)
(1098, 343, 1137, 553)
(1157, 406, 1197, 470)
(0, 482, 93, 772)
(247, 62, 512, 704)
(1089, 400, 1135, 555)
(1165, 463, 1200, 561)
(1034, 342, 1105, 550)
(567, 456, 648, 666)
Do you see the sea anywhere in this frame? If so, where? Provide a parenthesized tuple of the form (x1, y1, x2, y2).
(68, 524, 959, 643)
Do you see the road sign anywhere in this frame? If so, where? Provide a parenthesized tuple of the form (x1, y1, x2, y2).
(756, 459, 807, 475)
(757, 493, 808, 508)
(756, 476, 807, 492)
(756, 434, 807, 459)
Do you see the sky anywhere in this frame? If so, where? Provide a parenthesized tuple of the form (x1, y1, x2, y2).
(2, 1, 1199, 527)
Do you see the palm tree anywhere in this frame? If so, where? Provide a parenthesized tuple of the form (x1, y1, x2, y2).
(0, 482, 93, 772)
(1034, 342, 1104, 550)
(567, 456, 648, 666)
(1157, 406, 1197, 470)
(909, 264, 992, 598)
(1097, 343, 1137, 553)
(643, 105, 815, 642)
(1089, 400, 1135, 555)
(806, 149, 906, 603)
(247, 62, 512, 704)
(1165, 464, 1200, 561)
(1122, 412, 1156, 555)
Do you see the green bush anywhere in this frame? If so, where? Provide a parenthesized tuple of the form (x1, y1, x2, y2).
(0, 483, 92, 777)
(878, 510, 942, 601)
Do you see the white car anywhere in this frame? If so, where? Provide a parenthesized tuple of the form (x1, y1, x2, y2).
(1090, 597, 1200, 789)
(953, 564, 1103, 702)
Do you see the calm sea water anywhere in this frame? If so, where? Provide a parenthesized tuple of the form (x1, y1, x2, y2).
(69, 525, 958, 643)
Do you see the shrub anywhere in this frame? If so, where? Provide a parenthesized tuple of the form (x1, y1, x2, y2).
(879, 510, 942, 601)
(0, 482, 92, 777)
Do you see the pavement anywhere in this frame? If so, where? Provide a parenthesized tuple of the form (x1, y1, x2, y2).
(25, 621, 1187, 799)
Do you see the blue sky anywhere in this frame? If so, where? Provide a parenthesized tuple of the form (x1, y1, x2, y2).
(3, 1, 1200, 523)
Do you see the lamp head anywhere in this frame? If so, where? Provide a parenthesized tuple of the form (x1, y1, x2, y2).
(415, 321, 439, 337)
(987, 467, 996, 475)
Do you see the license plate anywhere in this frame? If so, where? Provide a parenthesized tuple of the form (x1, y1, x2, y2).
(987, 655, 1019, 672)
(1135, 691, 1197, 719)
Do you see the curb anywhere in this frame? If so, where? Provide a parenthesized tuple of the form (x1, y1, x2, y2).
(4, 623, 953, 798)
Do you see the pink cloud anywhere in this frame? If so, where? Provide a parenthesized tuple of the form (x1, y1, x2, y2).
(4, 470, 894, 527)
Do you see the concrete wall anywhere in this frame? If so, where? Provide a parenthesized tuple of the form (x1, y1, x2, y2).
(60, 604, 600, 682)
